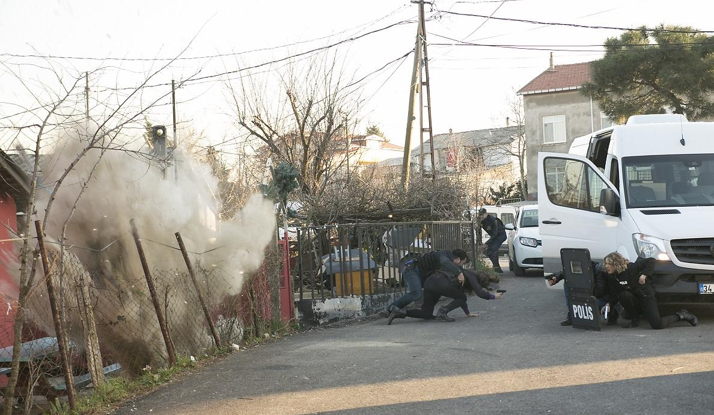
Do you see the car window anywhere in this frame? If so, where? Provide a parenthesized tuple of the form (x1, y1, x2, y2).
(519, 210, 539, 227)
(545, 157, 607, 213)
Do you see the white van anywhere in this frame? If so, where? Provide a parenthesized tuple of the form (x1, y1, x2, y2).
(538, 114, 714, 300)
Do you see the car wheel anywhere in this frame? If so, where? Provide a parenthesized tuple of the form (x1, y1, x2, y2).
(513, 252, 526, 277)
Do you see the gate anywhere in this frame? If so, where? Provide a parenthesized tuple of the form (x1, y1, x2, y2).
(291, 221, 479, 301)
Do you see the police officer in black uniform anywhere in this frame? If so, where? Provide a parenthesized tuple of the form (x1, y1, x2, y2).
(388, 267, 503, 324)
(383, 249, 470, 319)
(478, 208, 506, 273)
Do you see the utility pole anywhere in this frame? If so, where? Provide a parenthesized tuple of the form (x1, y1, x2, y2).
(172, 79, 177, 149)
(419, 0, 436, 182)
(344, 115, 350, 182)
(401, 4, 423, 189)
(172, 79, 180, 182)
(402, 0, 435, 188)
(85, 72, 90, 121)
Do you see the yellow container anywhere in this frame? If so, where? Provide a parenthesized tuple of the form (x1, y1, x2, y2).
(334, 270, 374, 296)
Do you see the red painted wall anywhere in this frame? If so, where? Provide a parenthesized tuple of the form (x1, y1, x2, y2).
(0, 194, 19, 349)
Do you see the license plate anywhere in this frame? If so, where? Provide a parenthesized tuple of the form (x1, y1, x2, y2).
(699, 284, 714, 294)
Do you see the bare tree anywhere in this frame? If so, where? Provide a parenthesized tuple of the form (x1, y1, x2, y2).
(226, 51, 361, 221)
(0, 50, 196, 412)
(487, 94, 528, 199)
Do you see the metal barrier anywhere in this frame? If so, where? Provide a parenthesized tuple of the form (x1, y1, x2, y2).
(293, 221, 478, 301)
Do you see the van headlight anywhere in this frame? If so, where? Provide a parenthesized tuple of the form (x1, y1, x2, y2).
(519, 237, 538, 248)
(632, 233, 670, 261)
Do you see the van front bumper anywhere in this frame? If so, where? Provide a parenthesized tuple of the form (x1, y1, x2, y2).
(651, 261, 714, 301)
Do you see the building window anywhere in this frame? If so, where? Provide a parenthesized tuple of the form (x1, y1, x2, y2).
(543, 115, 566, 144)
(545, 164, 566, 194)
(601, 112, 615, 128)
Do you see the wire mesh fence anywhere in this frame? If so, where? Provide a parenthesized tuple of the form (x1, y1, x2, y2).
(0, 231, 280, 413)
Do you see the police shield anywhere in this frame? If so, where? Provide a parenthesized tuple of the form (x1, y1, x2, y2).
(561, 248, 602, 331)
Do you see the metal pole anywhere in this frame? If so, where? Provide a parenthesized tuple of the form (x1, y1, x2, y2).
(85, 72, 90, 121)
(35, 221, 76, 409)
(345, 115, 350, 183)
(130, 219, 177, 365)
(419, 0, 437, 181)
(401, 15, 423, 189)
(172, 79, 178, 149)
(175, 232, 222, 349)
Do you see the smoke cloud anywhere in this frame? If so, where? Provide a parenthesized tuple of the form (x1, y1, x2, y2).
(5, 126, 276, 368)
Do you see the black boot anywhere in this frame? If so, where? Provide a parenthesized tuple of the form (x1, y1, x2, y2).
(607, 309, 619, 326)
(676, 309, 698, 326)
(560, 317, 572, 326)
(387, 308, 406, 325)
(623, 319, 639, 328)
(435, 307, 455, 322)
(493, 267, 504, 274)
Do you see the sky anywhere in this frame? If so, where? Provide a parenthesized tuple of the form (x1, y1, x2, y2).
(2, 0, 713, 155)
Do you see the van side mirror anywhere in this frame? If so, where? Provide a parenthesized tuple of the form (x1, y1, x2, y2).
(505, 223, 515, 231)
(599, 188, 620, 216)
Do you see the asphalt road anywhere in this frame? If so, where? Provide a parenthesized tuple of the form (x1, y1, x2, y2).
(113, 259, 714, 415)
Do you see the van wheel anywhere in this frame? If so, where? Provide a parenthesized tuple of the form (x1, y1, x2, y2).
(513, 253, 526, 276)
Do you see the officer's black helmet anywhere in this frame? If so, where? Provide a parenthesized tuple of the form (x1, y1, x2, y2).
(478, 207, 488, 215)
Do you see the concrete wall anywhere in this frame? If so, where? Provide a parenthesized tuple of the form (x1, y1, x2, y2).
(523, 90, 609, 199)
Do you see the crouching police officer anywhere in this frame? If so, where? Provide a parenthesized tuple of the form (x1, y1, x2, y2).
(478, 208, 506, 273)
(384, 249, 470, 320)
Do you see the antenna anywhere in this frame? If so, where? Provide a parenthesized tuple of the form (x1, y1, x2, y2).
(679, 114, 686, 146)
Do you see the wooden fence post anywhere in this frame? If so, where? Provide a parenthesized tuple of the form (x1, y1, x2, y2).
(35, 220, 76, 409)
(75, 270, 104, 387)
(130, 219, 176, 366)
(174, 232, 222, 349)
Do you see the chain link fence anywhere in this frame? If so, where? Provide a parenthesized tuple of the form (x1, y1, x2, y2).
(0, 232, 280, 413)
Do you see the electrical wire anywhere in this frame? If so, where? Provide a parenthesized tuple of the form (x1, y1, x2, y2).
(438, 10, 714, 34)
(428, 32, 714, 52)
(0, 5, 414, 64)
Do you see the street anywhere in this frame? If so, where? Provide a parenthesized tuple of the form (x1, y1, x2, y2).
(113, 260, 714, 415)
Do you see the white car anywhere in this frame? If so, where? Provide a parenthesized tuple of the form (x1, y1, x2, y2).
(505, 205, 543, 276)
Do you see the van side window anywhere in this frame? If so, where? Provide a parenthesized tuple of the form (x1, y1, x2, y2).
(544, 157, 608, 213)
(500, 213, 515, 225)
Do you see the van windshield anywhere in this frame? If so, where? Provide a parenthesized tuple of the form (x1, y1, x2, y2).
(519, 209, 538, 227)
(623, 154, 714, 208)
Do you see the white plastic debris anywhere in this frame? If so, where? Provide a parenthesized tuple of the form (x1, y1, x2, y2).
(231, 343, 240, 351)
(190, 356, 196, 362)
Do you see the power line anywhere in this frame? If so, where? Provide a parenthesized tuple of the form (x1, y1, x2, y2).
(0, 19, 416, 129)
(94, 20, 417, 92)
(0, 5, 414, 64)
(437, 11, 714, 34)
(428, 32, 714, 52)
(460, 0, 508, 41)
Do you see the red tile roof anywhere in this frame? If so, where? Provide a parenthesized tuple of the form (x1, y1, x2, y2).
(517, 62, 592, 95)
